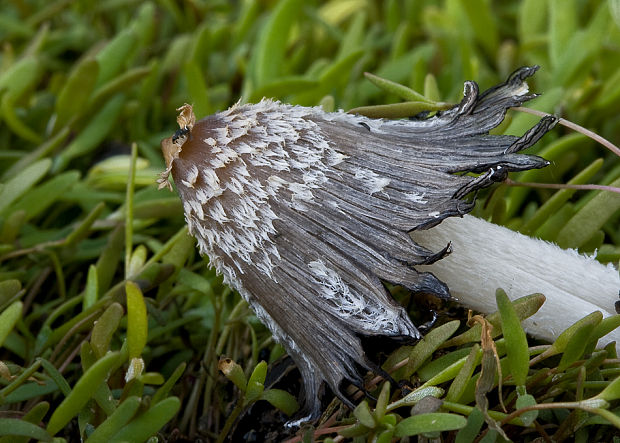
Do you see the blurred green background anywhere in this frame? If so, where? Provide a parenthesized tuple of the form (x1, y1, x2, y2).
(0, 0, 619, 441)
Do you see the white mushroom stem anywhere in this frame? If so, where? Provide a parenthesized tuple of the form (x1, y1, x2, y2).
(411, 215, 620, 346)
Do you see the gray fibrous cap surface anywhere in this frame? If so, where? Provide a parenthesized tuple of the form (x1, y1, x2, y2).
(160, 66, 557, 419)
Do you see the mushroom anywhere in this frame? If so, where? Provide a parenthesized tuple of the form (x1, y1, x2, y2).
(159, 66, 619, 419)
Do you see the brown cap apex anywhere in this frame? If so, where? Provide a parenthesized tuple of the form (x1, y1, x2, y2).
(158, 104, 196, 190)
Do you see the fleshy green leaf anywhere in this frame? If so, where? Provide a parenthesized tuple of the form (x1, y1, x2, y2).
(261, 388, 299, 416)
(253, 0, 301, 87)
(520, 158, 603, 235)
(84, 396, 141, 443)
(455, 407, 485, 443)
(589, 315, 620, 349)
(0, 418, 52, 442)
(557, 314, 601, 372)
(423, 73, 441, 101)
(83, 265, 99, 310)
(348, 100, 452, 118)
(108, 396, 180, 443)
(556, 176, 620, 249)
(0, 301, 22, 348)
(0, 159, 51, 215)
(406, 320, 460, 375)
(55, 58, 99, 129)
(183, 61, 211, 119)
(90, 302, 124, 358)
(245, 361, 267, 403)
(446, 344, 481, 403)
(387, 386, 445, 411)
(394, 413, 467, 437)
(53, 94, 125, 172)
(47, 351, 123, 435)
(126, 281, 148, 360)
(595, 375, 620, 403)
(363, 71, 432, 102)
(152, 362, 186, 405)
(546, 311, 603, 360)
(375, 381, 390, 421)
(38, 358, 71, 397)
(8, 171, 80, 221)
(95, 29, 137, 86)
(515, 389, 538, 426)
(353, 400, 376, 428)
(249, 77, 320, 103)
(496, 289, 529, 386)
(338, 423, 371, 438)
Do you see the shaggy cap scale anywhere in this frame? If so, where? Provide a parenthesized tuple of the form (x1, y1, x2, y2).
(159, 66, 557, 418)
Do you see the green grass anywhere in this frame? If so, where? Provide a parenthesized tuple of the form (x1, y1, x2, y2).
(0, 0, 619, 441)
